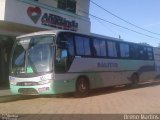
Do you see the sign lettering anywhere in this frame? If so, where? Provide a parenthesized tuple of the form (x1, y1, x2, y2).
(97, 62, 118, 68)
(41, 13, 78, 31)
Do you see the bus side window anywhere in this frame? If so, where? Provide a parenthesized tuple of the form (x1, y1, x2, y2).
(120, 43, 130, 58)
(93, 39, 107, 57)
(75, 36, 91, 56)
(147, 47, 153, 60)
(130, 45, 139, 59)
(55, 48, 68, 73)
(107, 41, 118, 58)
(139, 46, 147, 60)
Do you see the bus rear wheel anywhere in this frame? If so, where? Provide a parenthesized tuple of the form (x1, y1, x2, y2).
(75, 76, 90, 97)
(131, 74, 139, 87)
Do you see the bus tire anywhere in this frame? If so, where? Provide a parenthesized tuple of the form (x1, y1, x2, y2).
(131, 73, 139, 87)
(75, 76, 90, 97)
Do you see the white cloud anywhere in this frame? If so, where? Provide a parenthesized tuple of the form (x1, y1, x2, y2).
(144, 22, 160, 28)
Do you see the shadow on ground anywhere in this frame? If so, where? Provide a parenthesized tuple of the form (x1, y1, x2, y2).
(1, 80, 160, 103)
(88, 80, 160, 97)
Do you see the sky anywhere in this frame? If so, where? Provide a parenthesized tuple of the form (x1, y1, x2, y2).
(90, 0, 160, 47)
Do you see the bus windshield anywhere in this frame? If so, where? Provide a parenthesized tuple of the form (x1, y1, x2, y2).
(11, 36, 54, 74)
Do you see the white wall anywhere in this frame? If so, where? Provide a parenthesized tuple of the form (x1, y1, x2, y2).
(38, 0, 57, 8)
(76, 0, 90, 18)
(0, 0, 6, 20)
(33, 0, 90, 18)
(3, 0, 90, 34)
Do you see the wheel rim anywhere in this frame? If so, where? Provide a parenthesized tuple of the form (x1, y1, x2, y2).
(78, 78, 87, 93)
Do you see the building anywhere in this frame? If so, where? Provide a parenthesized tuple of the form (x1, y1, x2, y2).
(0, 0, 91, 86)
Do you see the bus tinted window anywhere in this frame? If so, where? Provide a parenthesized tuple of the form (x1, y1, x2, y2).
(100, 40, 107, 57)
(107, 41, 117, 57)
(139, 46, 147, 60)
(67, 35, 74, 56)
(130, 45, 139, 59)
(120, 43, 129, 58)
(93, 39, 107, 57)
(75, 36, 91, 56)
(57, 33, 75, 56)
(147, 47, 153, 60)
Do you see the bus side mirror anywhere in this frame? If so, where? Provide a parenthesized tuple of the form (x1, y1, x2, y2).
(58, 41, 69, 49)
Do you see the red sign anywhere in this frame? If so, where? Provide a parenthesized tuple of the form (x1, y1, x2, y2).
(27, 7, 42, 24)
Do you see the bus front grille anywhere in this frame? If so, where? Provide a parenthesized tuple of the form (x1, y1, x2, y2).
(17, 82, 38, 86)
(18, 88, 38, 95)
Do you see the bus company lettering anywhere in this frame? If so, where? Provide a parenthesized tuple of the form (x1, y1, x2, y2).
(97, 62, 118, 68)
(41, 13, 78, 31)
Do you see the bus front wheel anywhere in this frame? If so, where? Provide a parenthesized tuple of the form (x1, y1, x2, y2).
(75, 76, 90, 97)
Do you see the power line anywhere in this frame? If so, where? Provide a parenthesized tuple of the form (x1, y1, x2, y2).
(91, 14, 160, 40)
(91, 0, 160, 36)
(79, 9, 160, 40)
(93, 17, 119, 37)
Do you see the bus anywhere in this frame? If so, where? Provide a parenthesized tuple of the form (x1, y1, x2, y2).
(9, 30, 156, 97)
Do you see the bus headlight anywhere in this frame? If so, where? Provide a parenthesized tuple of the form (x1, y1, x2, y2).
(9, 76, 16, 85)
(38, 80, 52, 85)
(10, 81, 17, 85)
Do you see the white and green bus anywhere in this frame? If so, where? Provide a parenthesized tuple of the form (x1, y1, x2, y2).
(9, 30, 156, 96)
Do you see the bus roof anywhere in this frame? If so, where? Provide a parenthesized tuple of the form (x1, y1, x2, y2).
(16, 30, 62, 39)
(16, 30, 123, 41)
(90, 33, 123, 41)
(16, 30, 152, 47)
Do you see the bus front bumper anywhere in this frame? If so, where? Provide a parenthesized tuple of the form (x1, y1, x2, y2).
(10, 80, 75, 95)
